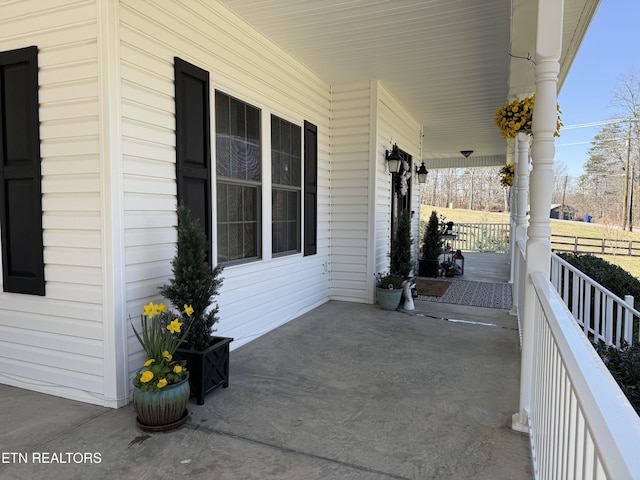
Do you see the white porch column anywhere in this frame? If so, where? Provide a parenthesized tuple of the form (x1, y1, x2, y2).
(508, 144, 516, 284)
(515, 133, 530, 245)
(513, 0, 563, 432)
(510, 132, 530, 316)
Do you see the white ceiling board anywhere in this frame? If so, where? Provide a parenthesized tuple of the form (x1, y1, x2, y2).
(218, 0, 601, 163)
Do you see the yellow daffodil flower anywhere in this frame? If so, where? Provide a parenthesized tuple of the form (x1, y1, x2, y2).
(157, 303, 166, 313)
(173, 365, 183, 374)
(162, 351, 172, 361)
(144, 358, 155, 367)
(157, 378, 168, 388)
(143, 302, 155, 317)
(140, 371, 154, 383)
(184, 304, 194, 317)
(167, 319, 182, 334)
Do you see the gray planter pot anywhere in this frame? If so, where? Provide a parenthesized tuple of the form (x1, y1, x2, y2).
(376, 287, 403, 311)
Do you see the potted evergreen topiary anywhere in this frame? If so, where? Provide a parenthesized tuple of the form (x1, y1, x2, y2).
(376, 211, 414, 311)
(390, 210, 413, 279)
(159, 204, 232, 405)
(419, 210, 443, 277)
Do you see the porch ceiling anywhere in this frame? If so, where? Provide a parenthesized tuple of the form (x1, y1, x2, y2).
(218, 0, 600, 167)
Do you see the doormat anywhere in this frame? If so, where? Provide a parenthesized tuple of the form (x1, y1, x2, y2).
(414, 278, 452, 297)
(417, 280, 512, 310)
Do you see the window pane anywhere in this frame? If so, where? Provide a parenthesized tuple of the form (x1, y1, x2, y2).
(216, 135, 230, 177)
(290, 153, 301, 186)
(244, 223, 257, 258)
(287, 220, 297, 251)
(271, 115, 301, 187)
(215, 91, 262, 264)
(246, 142, 261, 181)
(272, 188, 300, 254)
(230, 97, 245, 139)
(228, 223, 242, 261)
(240, 186, 251, 221)
(271, 116, 280, 150)
(216, 181, 259, 263)
(217, 223, 228, 263)
(215, 91, 229, 135)
(281, 155, 291, 186)
(246, 105, 260, 142)
(216, 91, 261, 182)
(272, 151, 281, 185)
(230, 140, 247, 178)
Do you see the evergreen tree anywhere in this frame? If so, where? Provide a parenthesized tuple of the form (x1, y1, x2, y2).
(390, 211, 413, 278)
(422, 210, 443, 260)
(159, 204, 223, 350)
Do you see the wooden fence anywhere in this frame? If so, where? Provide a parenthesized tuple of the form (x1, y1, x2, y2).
(551, 234, 640, 257)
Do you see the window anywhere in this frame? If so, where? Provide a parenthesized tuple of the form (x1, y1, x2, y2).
(215, 91, 261, 263)
(0, 46, 44, 295)
(271, 116, 301, 255)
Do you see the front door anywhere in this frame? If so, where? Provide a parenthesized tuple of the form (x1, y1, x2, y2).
(390, 148, 412, 240)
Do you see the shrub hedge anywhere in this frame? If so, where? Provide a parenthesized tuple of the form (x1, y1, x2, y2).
(558, 253, 640, 414)
(594, 341, 640, 415)
(557, 252, 640, 300)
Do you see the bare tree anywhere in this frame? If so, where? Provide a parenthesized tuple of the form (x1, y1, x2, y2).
(611, 70, 640, 229)
(579, 123, 625, 222)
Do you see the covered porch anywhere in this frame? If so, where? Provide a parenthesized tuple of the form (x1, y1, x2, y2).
(0, 257, 531, 478)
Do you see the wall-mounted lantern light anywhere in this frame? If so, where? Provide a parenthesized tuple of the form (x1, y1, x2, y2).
(385, 144, 401, 173)
(415, 162, 429, 183)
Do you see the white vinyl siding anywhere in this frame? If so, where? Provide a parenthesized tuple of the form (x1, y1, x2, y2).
(328, 82, 421, 304)
(375, 84, 422, 281)
(0, 0, 106, 405)
(329, 83, 372, 303)
(0, 0, 422, 407)
(119, 0, 332, 360)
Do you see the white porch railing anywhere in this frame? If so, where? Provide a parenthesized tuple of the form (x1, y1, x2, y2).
(513, 241, 640, 480)
(529, 272, 640, 479)
(418, 222, 510, 253)
(550, 252, 640, 348)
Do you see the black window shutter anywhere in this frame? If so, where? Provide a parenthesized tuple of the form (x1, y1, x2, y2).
(0, 46, 44, 295)
(174, 57, 212, 265)
(303, 121, 318, 256)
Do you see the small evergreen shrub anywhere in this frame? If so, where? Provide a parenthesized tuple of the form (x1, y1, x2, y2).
(390, 211, 413, 278)
(159, 204, 224, 351)
(422, 210, 443, 260)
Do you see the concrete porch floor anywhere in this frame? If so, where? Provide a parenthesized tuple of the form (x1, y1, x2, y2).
(0, 255, 532, 479)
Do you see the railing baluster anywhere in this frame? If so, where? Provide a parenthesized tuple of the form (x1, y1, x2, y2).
(605, 295, 613, 345)
(623, 295, 634, 345)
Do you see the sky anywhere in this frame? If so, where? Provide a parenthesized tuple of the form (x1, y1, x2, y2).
(556, 0, 640, 177)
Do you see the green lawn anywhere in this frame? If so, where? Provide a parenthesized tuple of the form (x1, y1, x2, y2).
(421, 205, 640, 279)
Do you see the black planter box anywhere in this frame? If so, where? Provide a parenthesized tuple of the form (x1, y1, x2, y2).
(175, 336, 233, 405)
(418, 259, 440, 278)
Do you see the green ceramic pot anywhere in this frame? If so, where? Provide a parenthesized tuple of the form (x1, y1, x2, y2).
(376, 287, 403, 311)
(133, 374, 189, 428)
